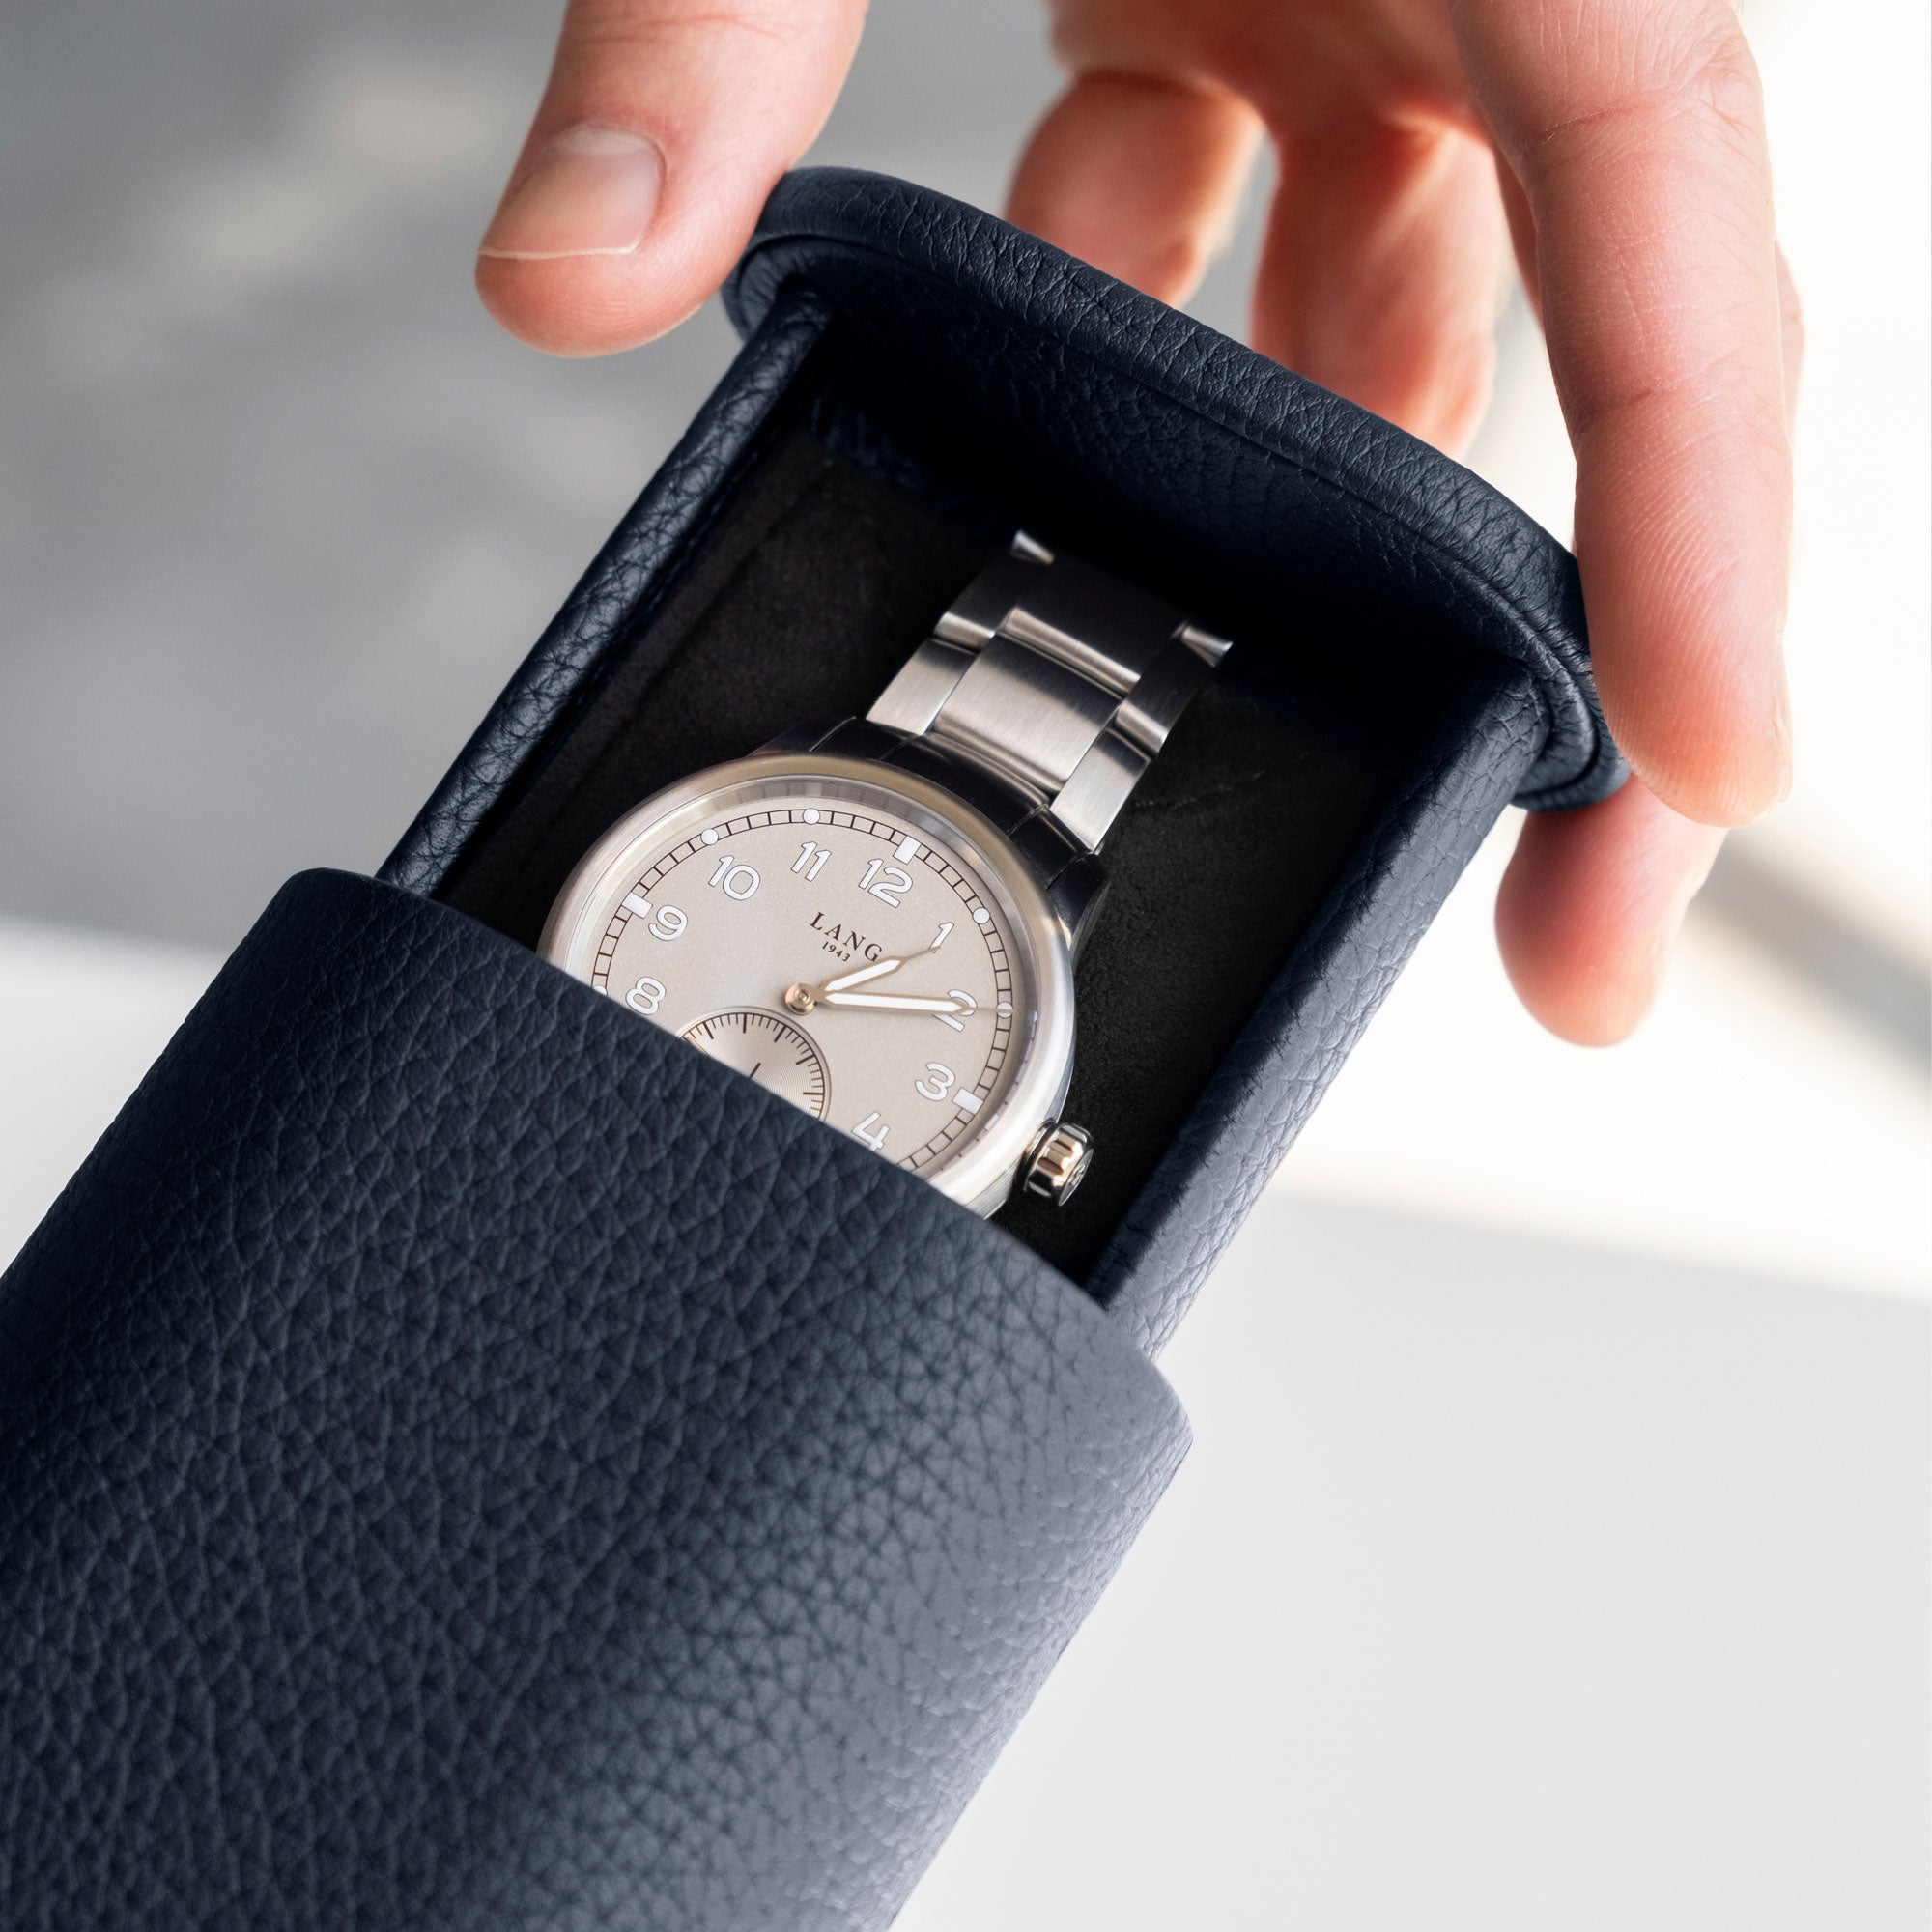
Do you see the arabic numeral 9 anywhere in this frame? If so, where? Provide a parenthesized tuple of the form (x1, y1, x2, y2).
(648, 904, 686, 941)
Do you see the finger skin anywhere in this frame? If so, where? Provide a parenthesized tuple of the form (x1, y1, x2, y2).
(1497, 781, 1725, 1044)
(1496, 236, 1801, 1047)
(1255, 117, 1510, 454)
(1008, 73, 1263, 305)
(483, 0, 1797, 1045)
(477, 0, 867, 355)
(1453, 0, 1794, 826)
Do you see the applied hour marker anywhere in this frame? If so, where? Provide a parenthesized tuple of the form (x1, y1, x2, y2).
(803, 808, 820, 824)
(701, 828, 719, 845)
(972, 907, 991, 924)
(954, 1090, 982, 1116)
(997, 1003, 1012, 1016)
(895, 834, 920, 863)
(621, 893, 652, 920)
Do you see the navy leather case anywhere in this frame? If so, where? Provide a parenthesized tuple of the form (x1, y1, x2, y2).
(0, 172, 1619, 1929)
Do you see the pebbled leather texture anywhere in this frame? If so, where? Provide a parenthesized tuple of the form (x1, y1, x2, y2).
(382, 290, 832, 899)
(727, 169, 1623, 813)
(0, 871, 1188, 1932)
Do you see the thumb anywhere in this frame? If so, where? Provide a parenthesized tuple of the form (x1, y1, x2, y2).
(478, 0, 867, 356)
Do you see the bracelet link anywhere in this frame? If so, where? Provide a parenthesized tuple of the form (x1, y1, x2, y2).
(867, 534, 1228, 853)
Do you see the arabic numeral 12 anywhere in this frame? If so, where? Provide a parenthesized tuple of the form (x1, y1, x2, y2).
(858, 858, 913, 907)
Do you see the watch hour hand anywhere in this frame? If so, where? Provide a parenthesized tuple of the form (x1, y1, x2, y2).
(817, 955, 908, 995)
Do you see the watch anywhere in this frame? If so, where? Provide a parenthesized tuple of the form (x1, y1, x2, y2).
(539, 534, 1228, 1216)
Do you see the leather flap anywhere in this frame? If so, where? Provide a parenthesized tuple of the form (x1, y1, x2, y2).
(724, 167, 1624, 811)
(0, 869, 1187, 1932)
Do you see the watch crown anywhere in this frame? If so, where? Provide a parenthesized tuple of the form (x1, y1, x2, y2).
(1022, 1121, 1094, 1206)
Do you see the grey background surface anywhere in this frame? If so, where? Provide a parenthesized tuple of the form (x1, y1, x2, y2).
(903, 1190, 1931, 1932)
(0, 0, 1090, 945)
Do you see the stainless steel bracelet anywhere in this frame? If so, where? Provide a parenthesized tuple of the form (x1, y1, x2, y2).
(866, 534, 1230, 853)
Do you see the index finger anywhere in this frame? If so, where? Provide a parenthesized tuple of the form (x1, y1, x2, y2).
(1452, 0, 1793, 824)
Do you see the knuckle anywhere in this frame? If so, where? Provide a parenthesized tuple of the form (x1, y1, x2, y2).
(1663, 17, 1768, 171)
(1518, 7, 1769, 178)
(1667, 14, 1764, 126)
(560, 0, 809, 58)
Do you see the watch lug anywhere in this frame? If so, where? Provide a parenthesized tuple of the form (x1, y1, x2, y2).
(754, 720, 840, 756)
(1045, 858, 1107, 959)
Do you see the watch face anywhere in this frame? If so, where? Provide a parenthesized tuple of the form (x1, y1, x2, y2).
(539, 753, 1074, 1212)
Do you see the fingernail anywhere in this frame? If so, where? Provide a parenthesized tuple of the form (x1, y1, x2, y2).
(479, 127, 662, 262)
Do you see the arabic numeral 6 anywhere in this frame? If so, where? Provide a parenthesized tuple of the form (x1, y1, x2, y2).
(624, 977, 667, 1015)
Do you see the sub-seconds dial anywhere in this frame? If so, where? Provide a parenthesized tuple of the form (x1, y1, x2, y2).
(678, 1009, 830, 1119)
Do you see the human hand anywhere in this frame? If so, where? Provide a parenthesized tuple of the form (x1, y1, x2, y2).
(476, 0, 1800, 1045)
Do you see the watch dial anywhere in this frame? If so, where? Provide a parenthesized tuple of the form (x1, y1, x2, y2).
(547, 773, 1041, 1186)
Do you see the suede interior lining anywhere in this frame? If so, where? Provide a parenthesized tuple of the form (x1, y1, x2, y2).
(439, 421, 1486, 1279)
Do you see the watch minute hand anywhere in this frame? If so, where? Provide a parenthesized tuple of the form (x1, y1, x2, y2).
(815, 989, 964, 1015)
(786, 943, 945, 1013)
